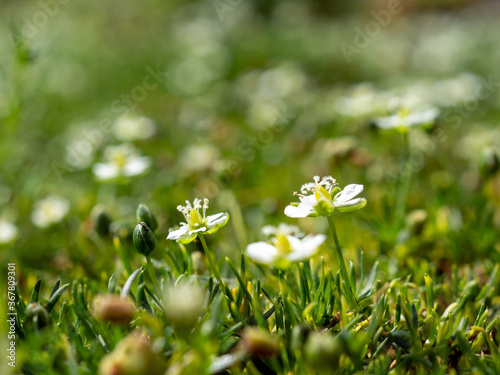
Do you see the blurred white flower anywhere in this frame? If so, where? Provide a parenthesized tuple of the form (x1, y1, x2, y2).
(113, 113, 156, 141)
(284, 176, 367, 218)
(246, 228, 326, 269)
(335, 83, 381, 117)
(373, 107, 439, 132)
(92, 144, 152, 181)
(167, 198, 229, 244)
(31, 196, 70, 229)
(178, 144, 220, 173)
(0, 221, 18, 244)
(164, 283, 205, 329)
(261, 223, 302, 237)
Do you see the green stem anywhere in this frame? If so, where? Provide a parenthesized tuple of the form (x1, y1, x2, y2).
(199, 234, 223, 286)
(327, 215, 368, 320)
(395, 131, 411, 229)
(146, 256, 159, 293)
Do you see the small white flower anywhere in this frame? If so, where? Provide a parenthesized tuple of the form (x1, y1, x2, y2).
(31, 196, 70, 228)
(113, 113, 156, 141)
(285, 176, 367, 218)
(246, 227, 326, 269)
(261, 223, 302, 238)
(92, 144, 152, 181)
(167, 198, 229, 244)
(373, 107, 439, 132)
(164, 283, 205, 328)
(0, 221, 18, 244)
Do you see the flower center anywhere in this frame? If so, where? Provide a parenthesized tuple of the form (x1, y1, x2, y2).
(275, 234, 292, 255)
(111, 152, 128, 168)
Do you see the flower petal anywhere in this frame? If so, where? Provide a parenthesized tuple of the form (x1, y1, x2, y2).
(205, 212, 229, 234)
(335, 184, 364, 204)
(284, 195, 316, 218)
(335, 197, 367, 212)
(246, 242, 278, 264)
(92, 163, 120, 180)
(188, 227, 207, 235)
(123, 157, 152, 176)
(287, 234, 326, 261)
(167, 226, 189, 240)
(206, 212, 228, 227)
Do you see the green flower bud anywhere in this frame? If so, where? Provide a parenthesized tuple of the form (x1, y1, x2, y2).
(92, 206, 112, 237)
(291, 324, 311, 352)
(479, 147, 499, 179)
(304, 332, 342, 372)
(239, 327, 280, 357)
(464, 280, 480, 301)
(136, 204, 158, 232)
(133, 222, 155, 256)
(390, 330, 413, 349)
(25, 302, 51, 329)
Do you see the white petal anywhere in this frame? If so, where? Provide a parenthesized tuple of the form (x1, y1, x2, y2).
(287, 234, 326, 261)
(284, 196, 316, 218)
(188, 227, 207, 235)
(246, 242, 278, 264)
(167, 226, 189, 240)
(335, 197, 367, 212)
(206, 212, 227, 226)
(123, 157, 152, 176)
(92, 163, 119, 180)
(335, 184, 364, 205)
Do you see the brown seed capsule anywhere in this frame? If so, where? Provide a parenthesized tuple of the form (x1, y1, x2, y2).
(239, 327, 280, 357)
(92, 294, 135, 324)
(98, 330, 166, 375)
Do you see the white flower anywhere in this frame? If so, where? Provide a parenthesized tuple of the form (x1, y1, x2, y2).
(261, 223, 302, 237)
(178, 144, 220, 173)
(373, 107, 439, 132)
(164, 283, 205, 328)
(284, 176, 367, 218)
(167, 198, 229, 244)
(92, 144, 152, 181)
(0, 221, 18, 244)
(335, 83, 381, 118)
(31, 196, 70, 228)
(246, 228, 326, 269)
(113, 113, 156, 141)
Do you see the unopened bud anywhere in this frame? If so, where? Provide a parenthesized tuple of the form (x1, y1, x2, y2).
(136, 204, 158, 232)
(93, 294, 135, 324)
(98, 330, 166, 375)
(304, 332, 342, 371)
(239, 327, 280, 357)
(25, 302, 50, 329)
(133, 222, 155, 256)
(479, 147, 499, 179)
(390, 330, 413, 349)
(92, 206, 112, 237)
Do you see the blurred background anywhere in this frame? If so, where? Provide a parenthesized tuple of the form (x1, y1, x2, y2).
(1, 0, 499, 285)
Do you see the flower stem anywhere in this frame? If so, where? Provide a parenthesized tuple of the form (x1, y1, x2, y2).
(146, 256, 160, 293)
(395, 131, 411, 229)
(327, 215, 369, 321)
(199, 234, 224, 286)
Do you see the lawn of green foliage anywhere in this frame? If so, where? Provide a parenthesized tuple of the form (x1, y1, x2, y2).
(1, 1, 500, 374)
